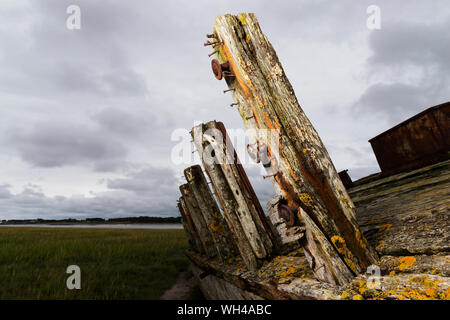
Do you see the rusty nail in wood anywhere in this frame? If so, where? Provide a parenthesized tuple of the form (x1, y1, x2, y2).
(204, 41, 220, 47)
(246, 115, 255, 120)
(208, 50, 218, 57)
(230, 103, 239, 107)
(223, 88, 235, 93)
(206, 33, 216, 38)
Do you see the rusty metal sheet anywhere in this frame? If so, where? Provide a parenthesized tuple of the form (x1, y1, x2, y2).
(369, 102, 450, 176)
(338, 170, 353, 189)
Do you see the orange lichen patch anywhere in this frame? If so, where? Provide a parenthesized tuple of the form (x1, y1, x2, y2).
(299, 193, 313, 207)
(283, 156, 299, 182)
(353, 294, 363, 300)
(209, 218, 225, 234)
(397, 256, 416, 271)
(341, 291, 350, 299)
(425, 288, 436, 297)
(378, 224, 392, 232)
(376, 241, 386, 249)
(423, 226, 430, 231)
(263, 112, 275, 131)
(331, 235, 357, 273)
(220, 44, 251, 99)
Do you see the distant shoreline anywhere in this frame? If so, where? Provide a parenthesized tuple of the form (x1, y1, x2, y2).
(0, 216, 182, 226)
(0, 223, 183, 229)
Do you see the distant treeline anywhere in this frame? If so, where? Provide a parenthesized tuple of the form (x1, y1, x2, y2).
(0, 216, 182, 225)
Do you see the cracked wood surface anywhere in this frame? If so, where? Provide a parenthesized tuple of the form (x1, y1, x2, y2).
(191, 121, 275, 270)
(184, 165, 237, 262)
(211, 13, 377, 284)
(187, 160, 450, 300)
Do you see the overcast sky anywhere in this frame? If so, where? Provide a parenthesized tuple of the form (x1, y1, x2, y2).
(0, 0, 448, 220)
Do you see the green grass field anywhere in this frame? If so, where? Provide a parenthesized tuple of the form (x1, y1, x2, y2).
(0, 227, 189, 299)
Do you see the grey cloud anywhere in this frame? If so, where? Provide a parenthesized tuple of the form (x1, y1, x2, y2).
(93, 107, 149, 137)
(368, 19, 450, 71)
(10, 122, 128, 171)
(0, 166, 180, 220)
(0, 184, 12, 199)
(107, 166, 176, 194)
(353, 18, 450, 124)
(353, 82, 432, 123)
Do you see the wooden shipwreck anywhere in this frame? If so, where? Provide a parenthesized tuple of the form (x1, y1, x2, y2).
(177, 13, 450, 300)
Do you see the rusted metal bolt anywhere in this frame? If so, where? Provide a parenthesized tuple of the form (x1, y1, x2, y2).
(223, 88, 235, 93)
(246, 115, 255, 120)
(208, 50, 219, 58)
(204, 40, 221, 47)
(211, 59, 231, 80)
(230, 102, 239, 107)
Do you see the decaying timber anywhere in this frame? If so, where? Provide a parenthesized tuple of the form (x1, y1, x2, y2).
(185, 161, 450, 300)
(191, 120, 278, 270)
(177, 198, 202, 253)
(184, 165, 237, 261)
(175, 13, 449, 300)
(210, 13, 377, 284)
(179, 184, 216, 258)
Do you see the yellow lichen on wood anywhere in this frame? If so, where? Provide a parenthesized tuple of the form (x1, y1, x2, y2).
(376, 241, 386, 248)
(299, 193, 313, 207)
(331, 235, 357, 273)
(379, 224, 392, 232)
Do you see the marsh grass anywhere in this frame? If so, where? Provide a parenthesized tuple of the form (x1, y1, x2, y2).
(0, 227, 189, 299)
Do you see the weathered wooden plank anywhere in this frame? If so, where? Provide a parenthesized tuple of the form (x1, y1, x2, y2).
(192, 125, 259, 270)
(210, 13, 378, 283)
(184, 165, 237, 262)
(351, 160, 450, 256)
(192, 121, 276, 270)
(177, 199, 196, 251)
(178, 197, 204, 254)
(180, 184, 216, 258)
(214, 121, 280, 254)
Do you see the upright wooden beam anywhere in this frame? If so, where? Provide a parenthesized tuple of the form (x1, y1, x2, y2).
(210, 13, 378, 284)
(180, 184, 216, 258)
(192, 120, 278, 270)
(184, 165, 237, 262)
(178, 197, 204, 254)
